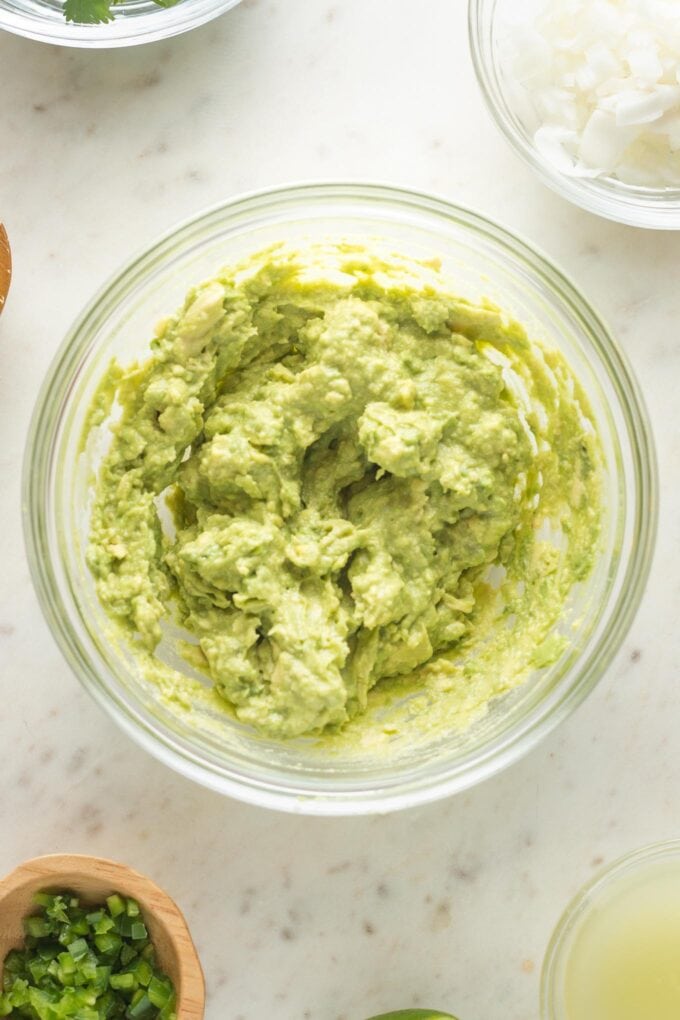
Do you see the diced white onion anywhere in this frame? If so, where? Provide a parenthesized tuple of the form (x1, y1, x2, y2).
(579, 110, 636, 170)
(534, 125, 581, 173)
(501, 0, 680, 187)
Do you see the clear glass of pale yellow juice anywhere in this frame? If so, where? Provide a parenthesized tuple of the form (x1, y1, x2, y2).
(542, 842, 680, 1020)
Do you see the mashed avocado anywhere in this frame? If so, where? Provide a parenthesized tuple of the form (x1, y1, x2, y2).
(87, 244, 601, 740)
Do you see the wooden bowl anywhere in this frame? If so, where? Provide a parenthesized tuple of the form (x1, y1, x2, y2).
(0, 225, 10, 313)
(0, 854, 205, 1019)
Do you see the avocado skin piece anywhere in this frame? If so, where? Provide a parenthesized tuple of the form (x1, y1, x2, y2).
(366, 1011, 459, 1020)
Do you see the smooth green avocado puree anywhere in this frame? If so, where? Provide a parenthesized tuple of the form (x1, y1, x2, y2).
(86, 244, 602, 740)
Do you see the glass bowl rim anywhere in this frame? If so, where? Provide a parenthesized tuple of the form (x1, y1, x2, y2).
(540, 839, 680, 1018)
(467, 0, 680, 229)
(0, 0, 242, 48)
(22, 179, 658, 814)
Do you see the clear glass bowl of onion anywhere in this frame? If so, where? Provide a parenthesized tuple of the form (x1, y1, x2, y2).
(469, 0, 680, 228)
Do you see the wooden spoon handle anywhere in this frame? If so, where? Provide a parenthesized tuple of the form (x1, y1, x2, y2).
(0, 225, 11, 313)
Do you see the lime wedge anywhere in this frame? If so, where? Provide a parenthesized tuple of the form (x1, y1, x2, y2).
(366, 1011, 459, 1020)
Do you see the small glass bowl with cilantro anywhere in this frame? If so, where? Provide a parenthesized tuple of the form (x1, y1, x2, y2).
(0, 0, 241, 48)
(0, 891, 176, 1020)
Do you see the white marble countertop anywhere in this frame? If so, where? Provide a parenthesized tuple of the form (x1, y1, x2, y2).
(1, 1, 679, 1018)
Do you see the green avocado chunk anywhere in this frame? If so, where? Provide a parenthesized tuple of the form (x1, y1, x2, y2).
(87, 243, 602, 741)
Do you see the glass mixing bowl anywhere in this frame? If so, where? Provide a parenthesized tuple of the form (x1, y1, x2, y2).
(0, 0, 241, 47)
(541, 841, 680, 1020)
(468, 0, 680, 229)
(23, 182, 656, 814)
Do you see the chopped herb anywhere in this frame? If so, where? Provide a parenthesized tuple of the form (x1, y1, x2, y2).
(62, 0, 179, 27)
(0, 891, 177, 1019)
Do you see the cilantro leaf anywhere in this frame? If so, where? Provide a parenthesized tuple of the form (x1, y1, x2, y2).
(63, 0, 114, 24)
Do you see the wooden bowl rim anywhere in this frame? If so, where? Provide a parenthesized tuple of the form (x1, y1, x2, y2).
(0, 224, 10, 311)
(0, 854, 205, 1019)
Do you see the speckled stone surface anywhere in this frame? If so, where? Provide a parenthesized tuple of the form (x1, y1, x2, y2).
(0, 2, 678, 1018)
